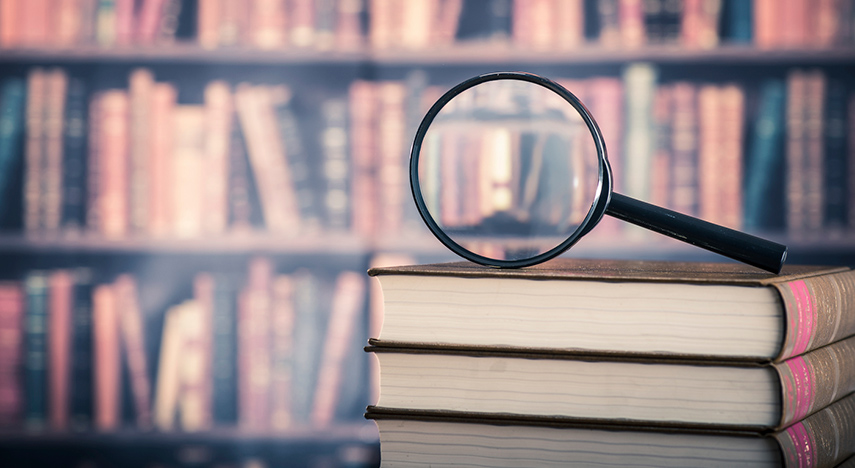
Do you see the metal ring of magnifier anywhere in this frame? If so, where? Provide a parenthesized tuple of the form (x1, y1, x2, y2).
(409, 71, 613, 268)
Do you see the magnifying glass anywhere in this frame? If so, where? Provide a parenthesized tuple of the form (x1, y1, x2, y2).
(410, 72, 787, 273)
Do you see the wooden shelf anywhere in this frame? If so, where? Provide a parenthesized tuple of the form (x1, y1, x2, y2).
(1, 43, 854, 66)
(0, 423, 379, 444)
(0, 232, 370, 255)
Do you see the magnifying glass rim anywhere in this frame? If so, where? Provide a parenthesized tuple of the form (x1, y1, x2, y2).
(409, 71, 612, 268)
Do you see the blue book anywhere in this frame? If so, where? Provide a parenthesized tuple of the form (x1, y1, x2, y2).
(61, 77, 88, 231)
(211, 273, 238, 424)
(725, 0, 752, 43)
(24, 271, 49, 428)
(0, 78, 26, 227)
(744, 80, 786, 231)
(823, 79, 848, 229)
(69, 269, 94, 430)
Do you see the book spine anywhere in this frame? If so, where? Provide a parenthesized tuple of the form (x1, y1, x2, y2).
(743, 79, 786, 231)
(24, 68, 46, 234)
(211, 273, 237, 424)
(115, 274, 152, 429)
(0, 282, 24, 427)
(171, 105, 206, 238)
(69, 269, 93, 430)
(318, 97, 351, 233)
(178, 299, 207, 431)
(669, 81, 699, 216)
(376, 82, 407, 237)
(774, 269, 855, 360)
(153, 302, 182, 430)
(128, 68, 154, 235)
(273, 86, 320, 232)
(24, 271, 48, 428)
(622, 63, 657, 207)
(203, 81, 233, 235)
(188, 273, 213, 430)
(48, 270, 73, 430)
(98, 90, 130, 238)
(774, 393, 855, 468)
(269, 274, 295, 430)
(348, 80, 378, 238)
(147, 82, 176, 238)
(823, 79, 848, 230)
(61, 76, 88, 231)
(226, 114, 254, 231)
(774, 335, 855, 429)
(42, 69, 67, 233)
(136, 0, 169, 44)
(291, 270, 323, 424)
(0, 78, 26, 224)
(310, 271, 365, 427)
(0, 0, 19, 48)
(238, 257, 272, 431)
(93, 283, 120, 431)
(86, 93, 102, 233)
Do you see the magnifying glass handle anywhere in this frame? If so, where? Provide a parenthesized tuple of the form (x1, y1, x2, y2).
(606, 193, 787, 274)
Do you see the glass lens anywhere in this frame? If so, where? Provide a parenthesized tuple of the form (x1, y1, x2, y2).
(416, 79, 601, 262)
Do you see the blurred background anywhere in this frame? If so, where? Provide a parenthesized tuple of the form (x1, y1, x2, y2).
(0, 0, 853, 466)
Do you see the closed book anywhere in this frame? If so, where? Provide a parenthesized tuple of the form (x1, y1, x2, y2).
(97, 90, 130, 239)
(269, 274, 295, 430)
(128, 68, 155, 235)
(24, 69, 46, 234)
(61, 77, 88, 231)
(23, 271, 49, 428)
(367, 334, 855, 430)
(171, 105, 206, 238)
(369, 259, 855, 362)
(202, 81, 232, 235)
(238, 257, 272, 431)
(48, 270, 73, 430)
(670, 81, 699, 217)
(744, 79, 786, 231)
(291, 270, 326, 425)
(823, 79, 848, 230)
(211, 273, 238, 425)
(93, 283, 121, 431)
(0, 78, 26, 228)
(69, 269, 93, 430)
(115, 275, 152, 429)
(0, 282, 23, 427)
(366, 391, 855, 468)
(318, 97, 351, 233)
(42, 69, 67, 233)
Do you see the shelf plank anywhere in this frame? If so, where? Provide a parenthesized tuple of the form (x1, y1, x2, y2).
(1, 44, 854, 65)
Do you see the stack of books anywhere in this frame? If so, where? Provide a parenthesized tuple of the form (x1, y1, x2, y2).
(366, 258, 855, 467)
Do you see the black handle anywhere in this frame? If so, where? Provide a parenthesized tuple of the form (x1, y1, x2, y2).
(606, 192, 787, 273)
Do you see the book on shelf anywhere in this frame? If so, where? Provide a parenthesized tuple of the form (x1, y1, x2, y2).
(366, 392, 855, 468)
(0, 77, 26, 229)
(367, 258, 855, 467)
(0, 281, 23, 427)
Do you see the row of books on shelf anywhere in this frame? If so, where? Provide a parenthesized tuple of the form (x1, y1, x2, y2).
(366, 259, 855, 467)
(0, 258, 369, 432)
(0, 67, 353, 239)
(2, 0, 854, 53)
(1, 64, 853, 242)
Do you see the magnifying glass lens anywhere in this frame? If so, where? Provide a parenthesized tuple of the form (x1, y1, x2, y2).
(416, 79, 601, 262)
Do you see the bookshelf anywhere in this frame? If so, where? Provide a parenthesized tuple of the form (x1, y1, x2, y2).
(0, 0, 854, 467)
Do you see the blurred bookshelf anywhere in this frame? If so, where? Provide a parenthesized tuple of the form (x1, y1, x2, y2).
(0, 0, 854, 467)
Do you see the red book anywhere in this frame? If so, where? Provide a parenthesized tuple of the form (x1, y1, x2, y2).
(136, 0, 169, 44)
(349, 80, 379, 238)
(669, 81, 699, 217)
(55, 0, 83, 46)
(24, 68, 46, 234)
(270, 274, 295, 430)
(48, 270, 73, 430)
(753, 0, 778, 49)
(196, 0, 220, 49)
(376, 82, 407, 237)
(42, 68, 67, 233)
(114, 0, 135, 45)
(248, 0, 287, 49)
(188, 273, 214, 430)
(147, 82, 176, 238)
(202, 81, 233, 236)
(93, 283, 120, 431)
(619, 0, 645, 48)
(238, 257, 272, 431)
(0, 0, 20, 48)
(115, 275, 152, 429)
(335, 0, 365, 50)
(0, 282, 23, 427)
(129, 68, 155, 235)
(311, 271, 366, 427)
(97, 90, 130, 239)
(19, 0, 49, 46)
